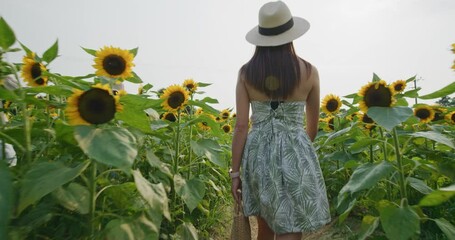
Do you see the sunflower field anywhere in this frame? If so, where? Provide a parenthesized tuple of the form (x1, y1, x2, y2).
(1, 17, 455, 240)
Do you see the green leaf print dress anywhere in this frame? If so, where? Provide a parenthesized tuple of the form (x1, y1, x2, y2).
(241, 101, 331, 234)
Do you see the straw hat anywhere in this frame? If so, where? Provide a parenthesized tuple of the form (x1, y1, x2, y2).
(246, 1, 310, 46)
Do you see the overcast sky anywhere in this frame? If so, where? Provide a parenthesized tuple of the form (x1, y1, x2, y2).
(1, 0, 454, 110)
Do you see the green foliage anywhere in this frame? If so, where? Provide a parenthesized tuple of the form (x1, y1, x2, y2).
(0, 17, 16, 50)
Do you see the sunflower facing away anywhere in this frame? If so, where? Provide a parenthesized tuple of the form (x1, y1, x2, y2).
(21, 53, 48, 87)
(322, 116, 335, 132)
(93, 46, 135, 79)
(183, 78, 198, 93)
(321, 94, 341, 115)
(65, 84, 122, 125)
(161, 112, 177, 122)
(445, 111, 455, 124)
(413, 105, 435, 123)
(161, 85, 189, 112)
(358, 112, 375, 130)
(390, 80, 407, 93)
(358, 80, 395, 113)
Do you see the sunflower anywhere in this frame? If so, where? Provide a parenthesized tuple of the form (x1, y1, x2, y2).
(65, 84, 122, 125)
(390, 80, 407, 93)
(222, 124, 232, 133)
(21, 53, 48, 87)
(232, 113, 237, 118)
(357, 112, 375, 130)
(445, 111, 455, 124)
(413, 105, 435, 123)
(321, 94, 341, 115)
(198, 114, 216, 131)
(183, 78, 198, 93)
(93, 46, 135, 79)
(220, 109, 231, 120)
(358, 80, 395, 113)
(195, 108, 204, 115)
(160, 85, 189, 112)
(322, 116, 335, 132)
(162, 112, 177, 122)
(431, 106, 446, 122)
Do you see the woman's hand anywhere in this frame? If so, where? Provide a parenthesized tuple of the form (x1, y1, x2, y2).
(231, 177, 242, 204)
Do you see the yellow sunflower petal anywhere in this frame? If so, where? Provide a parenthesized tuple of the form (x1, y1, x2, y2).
(321, 94, 341, 115)
(160, 85, 189, 112)
(93, 46, 135, 79)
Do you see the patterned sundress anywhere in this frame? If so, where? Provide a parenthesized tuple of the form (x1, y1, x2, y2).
(241, 101, 331, 234)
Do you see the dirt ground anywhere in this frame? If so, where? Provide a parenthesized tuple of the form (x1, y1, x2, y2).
(219, 216, 360, 240)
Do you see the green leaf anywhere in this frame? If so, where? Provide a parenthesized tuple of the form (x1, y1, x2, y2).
(339, 161, 393, 198)
(0, 162, 13, 240)
(200, 97, 219, 104)
(434, 218, 455, 240)
(367, 106, 413, 131)
(81, 46, 97, 56)
(117, 94, 162, 133)
(42, 39, 59, 63)
(125, 71, 143, 83)
(372, 73, 381, 82)
(19, 41, 32, 56)
(52, 183, 89, 214)
(132, 170, 171, 220)
(419, 82, 455, 99)
(349, 138, 382, 153)
(188, 99, 219, 115)
(0, 86, 20, 102)
(410, 131, 455, 149)
(129, 47, 139, 57)
(197, 82, 212, 87)
(176, 222, 198, 240)
(402, 88, 420, 98)
(74, 126, 137, 171)
(358, 215, 380, 240)
(190, 139, 224, 167)
(24, 85, 73, 97)
(419, 184, 455, 207)
(379, 205, 420, 240)
(104, 215, 159, 240)
(0, 17, 16, 49)
(17, 160, 90, 214)
(407, 177, 433, 195)
(174, 174, 205, 212)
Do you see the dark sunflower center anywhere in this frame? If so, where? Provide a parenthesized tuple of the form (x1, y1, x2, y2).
(328, 118, 334, 130)
(78, 88, 116, 124)
(432, 111, 443, 121)
(31, 63, 45, 85)
(362, 115, 374, 124)
(451, 114, 455, 122)
(326, 99, 339, 112)
(364, 85, 392, 107)
(222, 112, 230, 119)
(186, 84, 195, 90)
(415, 109, 430, 119)
(102, 54, 126, 75)
(223, 125, 231, 133)
(394, 84, 404, 92)
(164, 113, 176, 122)
(202, 122, 208, 126)
(168, 92, 185, 109)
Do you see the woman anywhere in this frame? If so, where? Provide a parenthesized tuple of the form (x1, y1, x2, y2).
(230, 1, 331, 239)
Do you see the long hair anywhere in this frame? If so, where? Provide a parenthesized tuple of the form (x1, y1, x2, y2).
(241, 42, 312, 100)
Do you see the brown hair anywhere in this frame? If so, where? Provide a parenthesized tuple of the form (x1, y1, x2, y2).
(240, 42, 312, 100)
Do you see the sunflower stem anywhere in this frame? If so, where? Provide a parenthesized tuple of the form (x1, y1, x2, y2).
(174, 109, 181, 174)
(88, 161, 97, 238)
(369, 131, 374, 163)
(188, 96, 194, 179)
(392, 127, 408, 205)
(379, 127, 391, 201)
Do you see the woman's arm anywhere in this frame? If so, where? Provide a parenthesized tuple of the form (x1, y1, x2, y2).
(305, 66, 320, 142)
(231, 71, 250, 203)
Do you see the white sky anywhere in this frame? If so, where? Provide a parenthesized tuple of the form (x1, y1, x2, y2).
(1, 0, 454, 110)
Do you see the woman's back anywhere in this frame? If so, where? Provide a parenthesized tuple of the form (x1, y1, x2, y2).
(242, 59, 318, 102)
